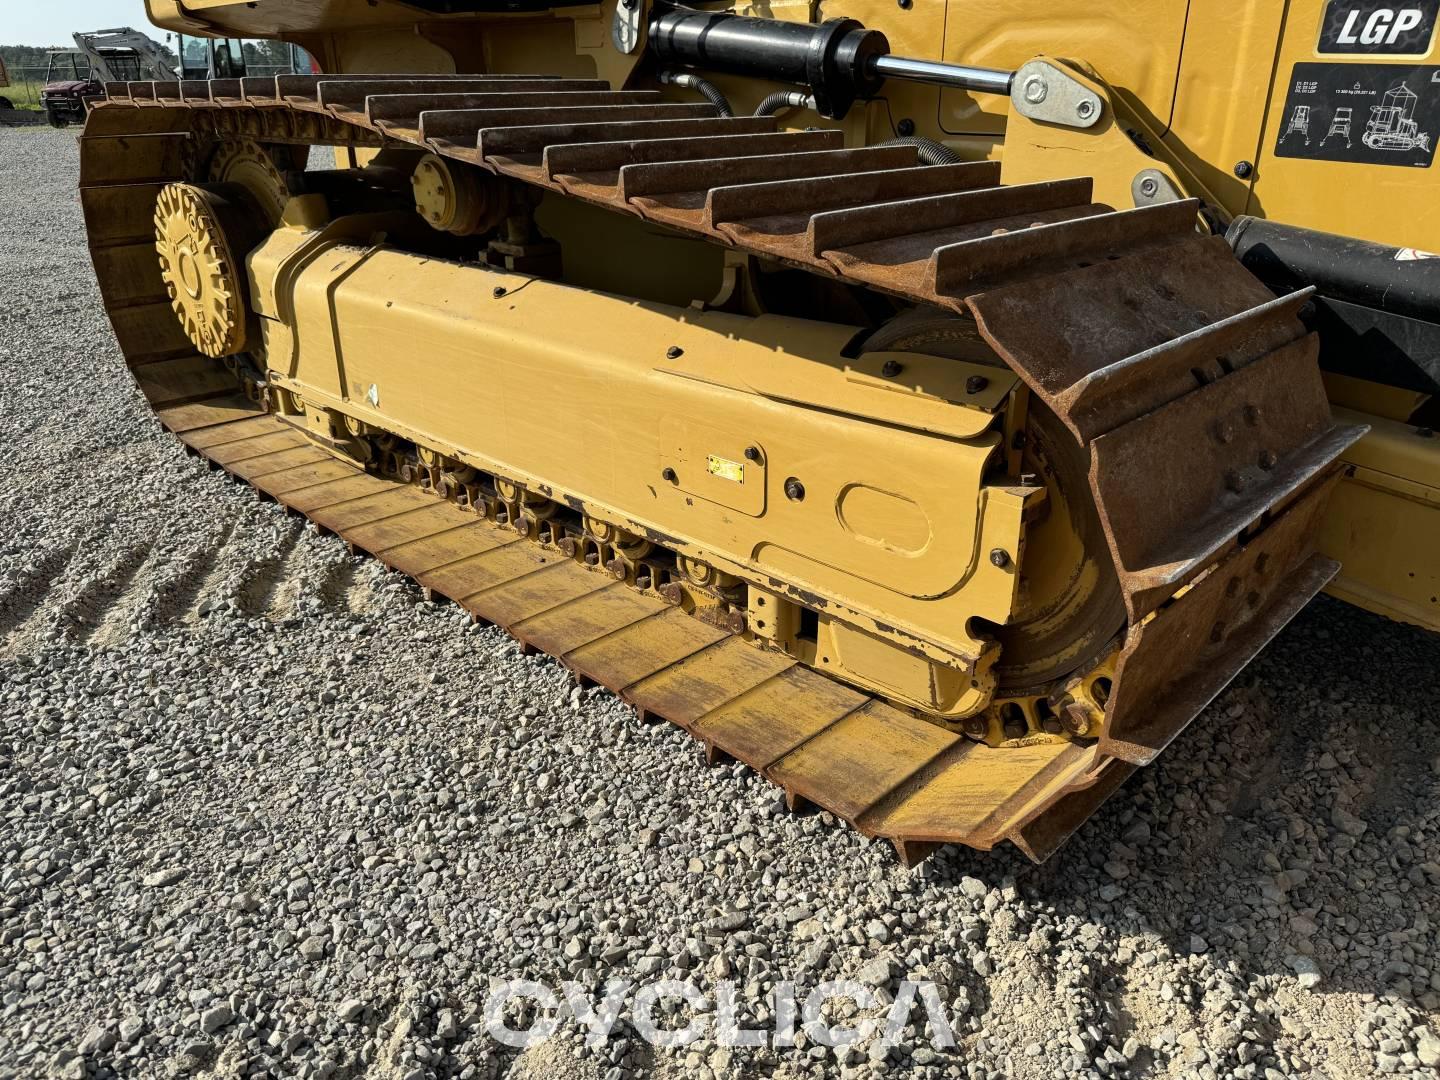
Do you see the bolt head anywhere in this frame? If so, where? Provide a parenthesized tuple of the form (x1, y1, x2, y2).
(744, 446, 761, 462)
(896, 118, 915, 137)
(492, 286, 506, 298)
(880, 359, 904, 378)
(1234, 160, 1254, 179)
(666, 346, 683, 359)
(1075, 99, 1096, 119)
(1022, 75, 1048, 104)
(1061, 704, 1092, 737)
(784, 478, 806, 502)
(1140, 177, 1159, 197)
(965, 374, 988, 394)
(989, 548, 1011, 570)
(661, 467, 678, 483)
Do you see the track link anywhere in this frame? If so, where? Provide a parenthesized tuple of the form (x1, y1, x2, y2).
(76, 75, 1365, 862)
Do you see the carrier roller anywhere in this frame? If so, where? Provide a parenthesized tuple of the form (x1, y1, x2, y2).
(78, 76, 1365, 862)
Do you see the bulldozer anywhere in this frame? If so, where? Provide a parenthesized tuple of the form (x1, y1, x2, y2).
(76, 0, 1439, 864)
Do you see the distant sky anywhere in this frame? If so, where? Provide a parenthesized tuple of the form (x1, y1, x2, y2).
(8, 0, 159, 46)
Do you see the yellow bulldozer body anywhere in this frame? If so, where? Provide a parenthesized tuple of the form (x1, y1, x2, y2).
(144, 0, 1440, 633)
(70, 0, 1436, 861)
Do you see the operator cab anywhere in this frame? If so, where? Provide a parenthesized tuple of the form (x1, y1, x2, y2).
(175, 35, 250, 80)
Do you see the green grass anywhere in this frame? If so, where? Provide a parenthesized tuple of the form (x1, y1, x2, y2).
(0, 78, 45, 110)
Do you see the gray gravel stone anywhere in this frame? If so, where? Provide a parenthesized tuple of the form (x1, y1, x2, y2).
(336, 999, 366, 1024)
(199, 1005, 233, 1034)
(0, 124, 1437, 1080)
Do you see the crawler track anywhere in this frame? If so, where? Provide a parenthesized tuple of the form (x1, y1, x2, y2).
(78, 75, 1364, 862)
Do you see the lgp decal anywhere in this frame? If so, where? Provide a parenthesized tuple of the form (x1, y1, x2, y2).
(1319, 0, 1439, 54)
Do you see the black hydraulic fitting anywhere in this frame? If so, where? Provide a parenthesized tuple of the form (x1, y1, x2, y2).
(647, 7, 888, 119)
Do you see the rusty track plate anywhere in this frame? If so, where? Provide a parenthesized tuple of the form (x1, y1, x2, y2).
(1098, 472, 1343, 765)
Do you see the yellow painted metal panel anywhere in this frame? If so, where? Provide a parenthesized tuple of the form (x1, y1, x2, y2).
(342, 502, 474, 554)
(627, 636, 796, 727)
(204, 429, 311, 466)
(468, 560, 617, 626)
(379, 522, 516, 568)
(766, 700, 959, 822)
(513, 583, 668, 656)
(156, 395, 262, 433)
(264, 471, 386, 508)
(692, 665, 867, 767)
(228, 445, 334, 481)
(1253, 0, 1440, 248)
(567, 606, 731, 689)
(414, 544, 561, 605)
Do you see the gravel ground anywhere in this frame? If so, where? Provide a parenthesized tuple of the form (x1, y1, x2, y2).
(3, 126, 1440, 1080)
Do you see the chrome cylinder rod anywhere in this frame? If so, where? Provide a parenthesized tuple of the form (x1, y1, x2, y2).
(869, 54, 1014, 96)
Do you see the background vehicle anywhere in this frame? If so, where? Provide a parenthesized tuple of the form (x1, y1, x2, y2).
(0, 54, 12, 110)
(75, 0, 1440, 862)
(40, 28, 177, 126)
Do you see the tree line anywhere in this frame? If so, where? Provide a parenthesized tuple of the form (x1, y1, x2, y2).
(2, 38, 293, 71)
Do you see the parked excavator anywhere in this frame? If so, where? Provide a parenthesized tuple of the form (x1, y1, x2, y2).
(40, 28, 178, 125)
(76, 0, 1440, 863)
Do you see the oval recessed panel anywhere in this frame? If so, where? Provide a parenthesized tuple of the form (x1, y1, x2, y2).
(836, 483, 932, 555)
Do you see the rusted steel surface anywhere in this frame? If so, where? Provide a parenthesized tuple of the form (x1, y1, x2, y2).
(965, 237, 1288, 422)
(79, 76, 1370, 861)
(1087, 337, 1361, 618)
(493, 115, 773, 156)
(968, 235, 1365, 620)
(1099, 473, 1343, 765)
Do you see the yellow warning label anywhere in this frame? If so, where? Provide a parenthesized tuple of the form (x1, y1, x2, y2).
(706, 455, 745, 483)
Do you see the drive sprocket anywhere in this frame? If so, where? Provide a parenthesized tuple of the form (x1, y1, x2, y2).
(153, 182, 265, 358)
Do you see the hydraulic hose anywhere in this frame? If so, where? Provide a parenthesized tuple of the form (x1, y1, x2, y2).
(754, 90, 817, 117)
(657, 69, 734, 118)
(878, 136, 963, 166)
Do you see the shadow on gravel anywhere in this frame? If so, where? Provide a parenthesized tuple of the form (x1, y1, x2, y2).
(928, 594, 1440, 1003)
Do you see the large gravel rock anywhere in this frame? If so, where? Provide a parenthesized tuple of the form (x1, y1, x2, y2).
(2, 126, 1438, 1080)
